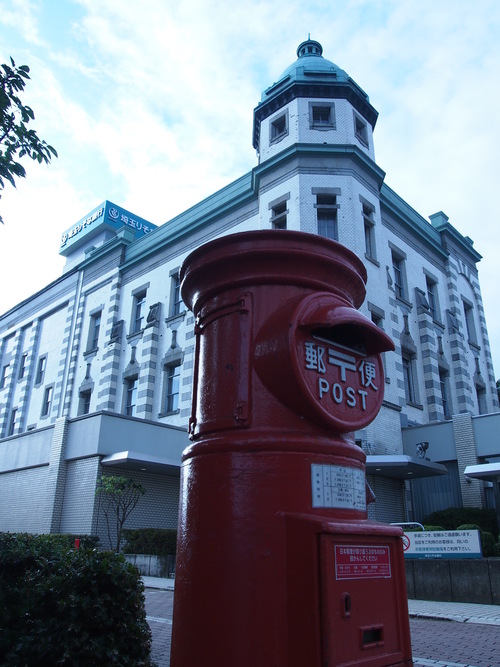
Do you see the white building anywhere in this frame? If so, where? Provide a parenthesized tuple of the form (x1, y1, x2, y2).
(0, 40, 498, 545)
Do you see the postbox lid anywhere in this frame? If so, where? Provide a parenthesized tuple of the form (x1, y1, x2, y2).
(180, 230, 368, 314)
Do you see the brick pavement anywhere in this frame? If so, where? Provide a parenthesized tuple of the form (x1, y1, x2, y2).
(144, 583, 500, 667)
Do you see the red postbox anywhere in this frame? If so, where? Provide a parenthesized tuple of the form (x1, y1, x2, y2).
(170, 230, 413, 667)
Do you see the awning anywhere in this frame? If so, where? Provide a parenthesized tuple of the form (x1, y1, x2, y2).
(464, 463, 500, 481)
(365, 455, 448, 480)
(100, 450, 181, 476)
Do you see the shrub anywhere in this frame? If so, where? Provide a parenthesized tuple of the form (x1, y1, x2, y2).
(423, 525, 445, 531)
(44, 533, 100, 550)
(456, 524, 496, 557)
(0, 532, 154, 666)
(423, 507, 499, 540)
(481, 532, 496, 558)
(123, 527, 177, 556)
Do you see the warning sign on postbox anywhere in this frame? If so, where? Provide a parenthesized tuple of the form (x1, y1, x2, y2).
(297, 335, 385, 431)
(335, 545, 392, 580)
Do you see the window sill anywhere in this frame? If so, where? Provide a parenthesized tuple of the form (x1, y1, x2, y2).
(310, 124, 336, 130)
(126, 330, 144, 343)
(365, 254, 380, 267)
(355, 134, 369, 148)
(468, 340, 481, 352)
(83, 348, 98, 359)
(159, 409, 180, 418)
(269, 131, 288, 146)
(395, 295, 413, 309)
(406, 401, 424, 410)
(165, 311, 186, 328)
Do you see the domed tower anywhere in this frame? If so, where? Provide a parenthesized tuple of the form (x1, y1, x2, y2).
(253, 38, 378, 163)
(252, 39, 385, 253)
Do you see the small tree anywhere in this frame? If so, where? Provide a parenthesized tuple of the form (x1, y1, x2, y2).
(0, 57, 58, 224)
(96, 475, 146, 552)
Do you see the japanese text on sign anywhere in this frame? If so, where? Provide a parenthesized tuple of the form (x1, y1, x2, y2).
(304, 339, 378, 412)
(403, 530, 482, 559)
(311, 464, 366, 511)
(335, 545, 392, 580)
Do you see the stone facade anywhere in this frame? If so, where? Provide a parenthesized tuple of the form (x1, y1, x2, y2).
(0, 40, 498, 539)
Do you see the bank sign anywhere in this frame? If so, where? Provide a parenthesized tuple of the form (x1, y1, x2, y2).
(402, 530, 482, 559)
(59, 201, 157, 256)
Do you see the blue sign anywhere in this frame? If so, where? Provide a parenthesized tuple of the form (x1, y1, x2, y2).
(59, 201, 157, 256)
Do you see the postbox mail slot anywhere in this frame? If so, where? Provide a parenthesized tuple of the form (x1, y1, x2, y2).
(361, 625, 384, 648)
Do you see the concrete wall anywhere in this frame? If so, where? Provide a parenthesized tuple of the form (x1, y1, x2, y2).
(405, 558, 500, 605)
(123, 553, 176, 578)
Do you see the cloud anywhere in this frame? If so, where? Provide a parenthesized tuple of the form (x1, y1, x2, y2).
(1, 0, 500, 375)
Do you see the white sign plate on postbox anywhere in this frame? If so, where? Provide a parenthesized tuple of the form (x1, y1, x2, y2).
(311, 464, 366, 511)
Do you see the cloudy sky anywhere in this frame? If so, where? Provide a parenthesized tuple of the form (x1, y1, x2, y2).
(1, 0, 500, 376)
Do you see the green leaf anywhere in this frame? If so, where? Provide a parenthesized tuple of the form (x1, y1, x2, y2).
(0, 56, 57, 223)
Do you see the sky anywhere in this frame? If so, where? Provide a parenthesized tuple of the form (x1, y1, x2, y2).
(1, 0, 500, 376)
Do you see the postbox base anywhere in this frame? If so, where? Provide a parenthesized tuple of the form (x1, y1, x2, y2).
(171, 444, 413, 667)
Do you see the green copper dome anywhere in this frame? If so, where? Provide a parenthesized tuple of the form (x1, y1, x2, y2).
(262, 38, 350, 101)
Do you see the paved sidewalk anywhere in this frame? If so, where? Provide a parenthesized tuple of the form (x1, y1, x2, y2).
(142, 576, 500, 627)
(408, 598, 500, 626)
(143, 575, 175, 591)
(143, 578, 500, 666)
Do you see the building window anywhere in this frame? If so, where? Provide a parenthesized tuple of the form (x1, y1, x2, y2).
(354, 112, 368, 146)
(18, 353, 27, 380)
(0, 364, 9, 389)
(463, 300, 478, 346)
(41, 386, 53, 417)
(391, 250, 407, 300)
(370, 310, 383, 330)
(164, 363, 181, 413)
(476, 386, 487, 415)
(170, 273, 183, 317)
(132, 291, 147, 334)
(309, 103, 335, 129)
(402, 352, 418, 405)
(8, 408, 17, 436)
(87, 311, 102, 351)
(79, 390, 92, 416)
(439, 368, 451, 419)
(426, 276, 440, 322)
(124, 377, 138, 416)
(271, 201, 287, 229)
(35, 356, 46, 385)
(315, 193, 338, 240)
(270, 111, 288, 144)
(363, 204, 376, 260)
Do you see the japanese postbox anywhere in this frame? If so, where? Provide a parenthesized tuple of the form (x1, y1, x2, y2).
(170, 230, 413, 667)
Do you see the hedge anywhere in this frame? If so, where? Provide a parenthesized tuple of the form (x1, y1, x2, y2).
(423, 507, 499, 540)
(123, 528, 177, 556)
(0, 533, 154, 666)
(456, 524, 497, 557)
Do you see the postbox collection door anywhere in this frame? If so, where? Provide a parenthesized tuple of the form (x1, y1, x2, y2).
(319, 534, 409, 667)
